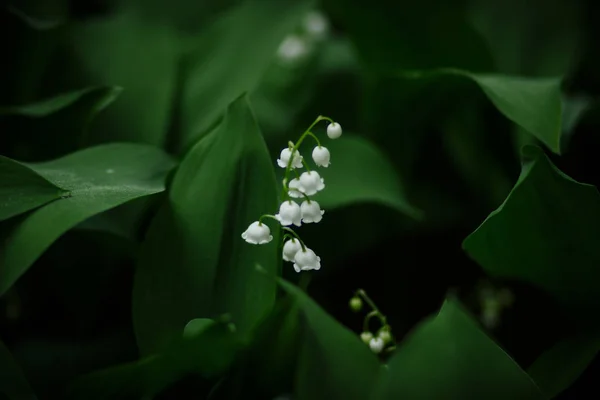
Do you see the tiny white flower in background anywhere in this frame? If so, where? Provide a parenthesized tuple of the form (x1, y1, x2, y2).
(277, 147, 303, 169)
(293, 247, 321, 272)
(312, 146, 330, 167)
(369, 337, 385, 354)
(277, 34, 309, 63)
(287, 178, 304, 198)
(275, 201, 302, 227)
(300, 200, 324, 223)
(303, 10, 329, 40)
(282, 238, 302, 262)
(360, 331, 373, 344)
(298, 171, 325, 196)
(241, 221, 273, 245)
(327, 122, 342, 139)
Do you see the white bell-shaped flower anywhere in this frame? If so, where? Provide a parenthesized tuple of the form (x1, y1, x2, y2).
(300, 200, 324, 223)
(277, 148, 303, 169)
(287, 178, 303, 198)
(327, 122, 342, 139)
(241, 221, 273, 245)
(312, 146, 330, 167)
(275, 200, 302, 227)
(293, 247, 321, 272)
(369, 337, 385, 354)
(282, 238, 302, 262)
(298, 171, 325, 196)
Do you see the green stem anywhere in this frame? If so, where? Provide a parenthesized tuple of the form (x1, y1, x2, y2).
(280, 115, 331, 202)
(259, 214, 279, 224)
(306, 131, 321, 147)
(299, 273, 312, 292)
(282, 227, 306, 251)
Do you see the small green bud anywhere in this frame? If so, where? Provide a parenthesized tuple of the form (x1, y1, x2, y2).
(378, 327, 392, 344)
(360, 331, 373, 344)
(349, 296, 363, 312)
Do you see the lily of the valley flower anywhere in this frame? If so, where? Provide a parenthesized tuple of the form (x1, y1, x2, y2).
(275, 200, 302, 227)
(312, 146, 330, 167)
(287, 177, 303, 198)
(277, 148, 303, 169)
(298, 171, 325, 196)
(327, 122, 342, 139)
(369, 337, 385, 354)
(282, 238, 302, 262)
(241, 221, 273, 245)
(293, 247, 321, 272)
(300, 200, 324, 223)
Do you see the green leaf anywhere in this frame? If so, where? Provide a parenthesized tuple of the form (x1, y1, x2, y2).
(312, 134, 421, 219)
(133, 95, 279, 355)
(0, 156, 66, 221)
(65, 8, 179, 146)
(0, 143, 175, 296)
(0, 340, 37, 400)
(323, 0, 493, 72)
(528, 334, 600, 398)
(0, 87, 122, 118)
(66, 320, 238, 400)
(277, 278, 380, 400)
(398, 69, 563, 154)
(373, 299, 544, 399)
(183, 319, 216, 339)
(180, 0, 313, 150)
(463, 145, 600, 310)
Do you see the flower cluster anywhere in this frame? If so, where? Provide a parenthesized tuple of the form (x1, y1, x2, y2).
(241, 116, 342, 273)
(349, 290, 395, 355)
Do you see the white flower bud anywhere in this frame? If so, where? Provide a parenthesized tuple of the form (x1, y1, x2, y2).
(298, 171, 325, 196)
(287, 177, 303, 198)
(293, 247, 321, 272)
(275, 201, 302, 227)
(369, 337, 385, 354)
(303, 10, 329, 40)
(277, 148, 303, 169)
(312, 146, 330, 167)
(327, 122, 342, 139)
(282, 238, 302, 262)
(300, 200, 324, 223)
(241, 221, 273, 245)
(360, 331, 373, 344)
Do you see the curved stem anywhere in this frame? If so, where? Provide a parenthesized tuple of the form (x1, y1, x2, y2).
(306, 131, 321, 147)
(282, 227, 306, 251)
(259, 214, 279, 224)
(301, 158, 311, 172)
(280, 115, 331, 201)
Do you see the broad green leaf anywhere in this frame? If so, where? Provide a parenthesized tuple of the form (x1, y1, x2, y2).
(0, 156, 66, 221)
(0, 144, 174, 296)
(0, 340, 37, 400)
(398, 69, 563, 154)
(312, 134, 421, 219)
(180, 0, 313, 150)
(0, 87, 121, 118)
(528, 334, 600, 398)
(277, 278, 380, 400)
(468, 0, 583, 76)
(133, 95, 279, 355)
(65, 320, 238, 400)
(463, 145, 600, 309)
(65, 8, 179, 146)
(373, 299, 544, 399)
(323, 0, 493, 72)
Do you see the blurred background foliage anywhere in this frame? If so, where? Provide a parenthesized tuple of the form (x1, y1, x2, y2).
(1, 0, 600, 398)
